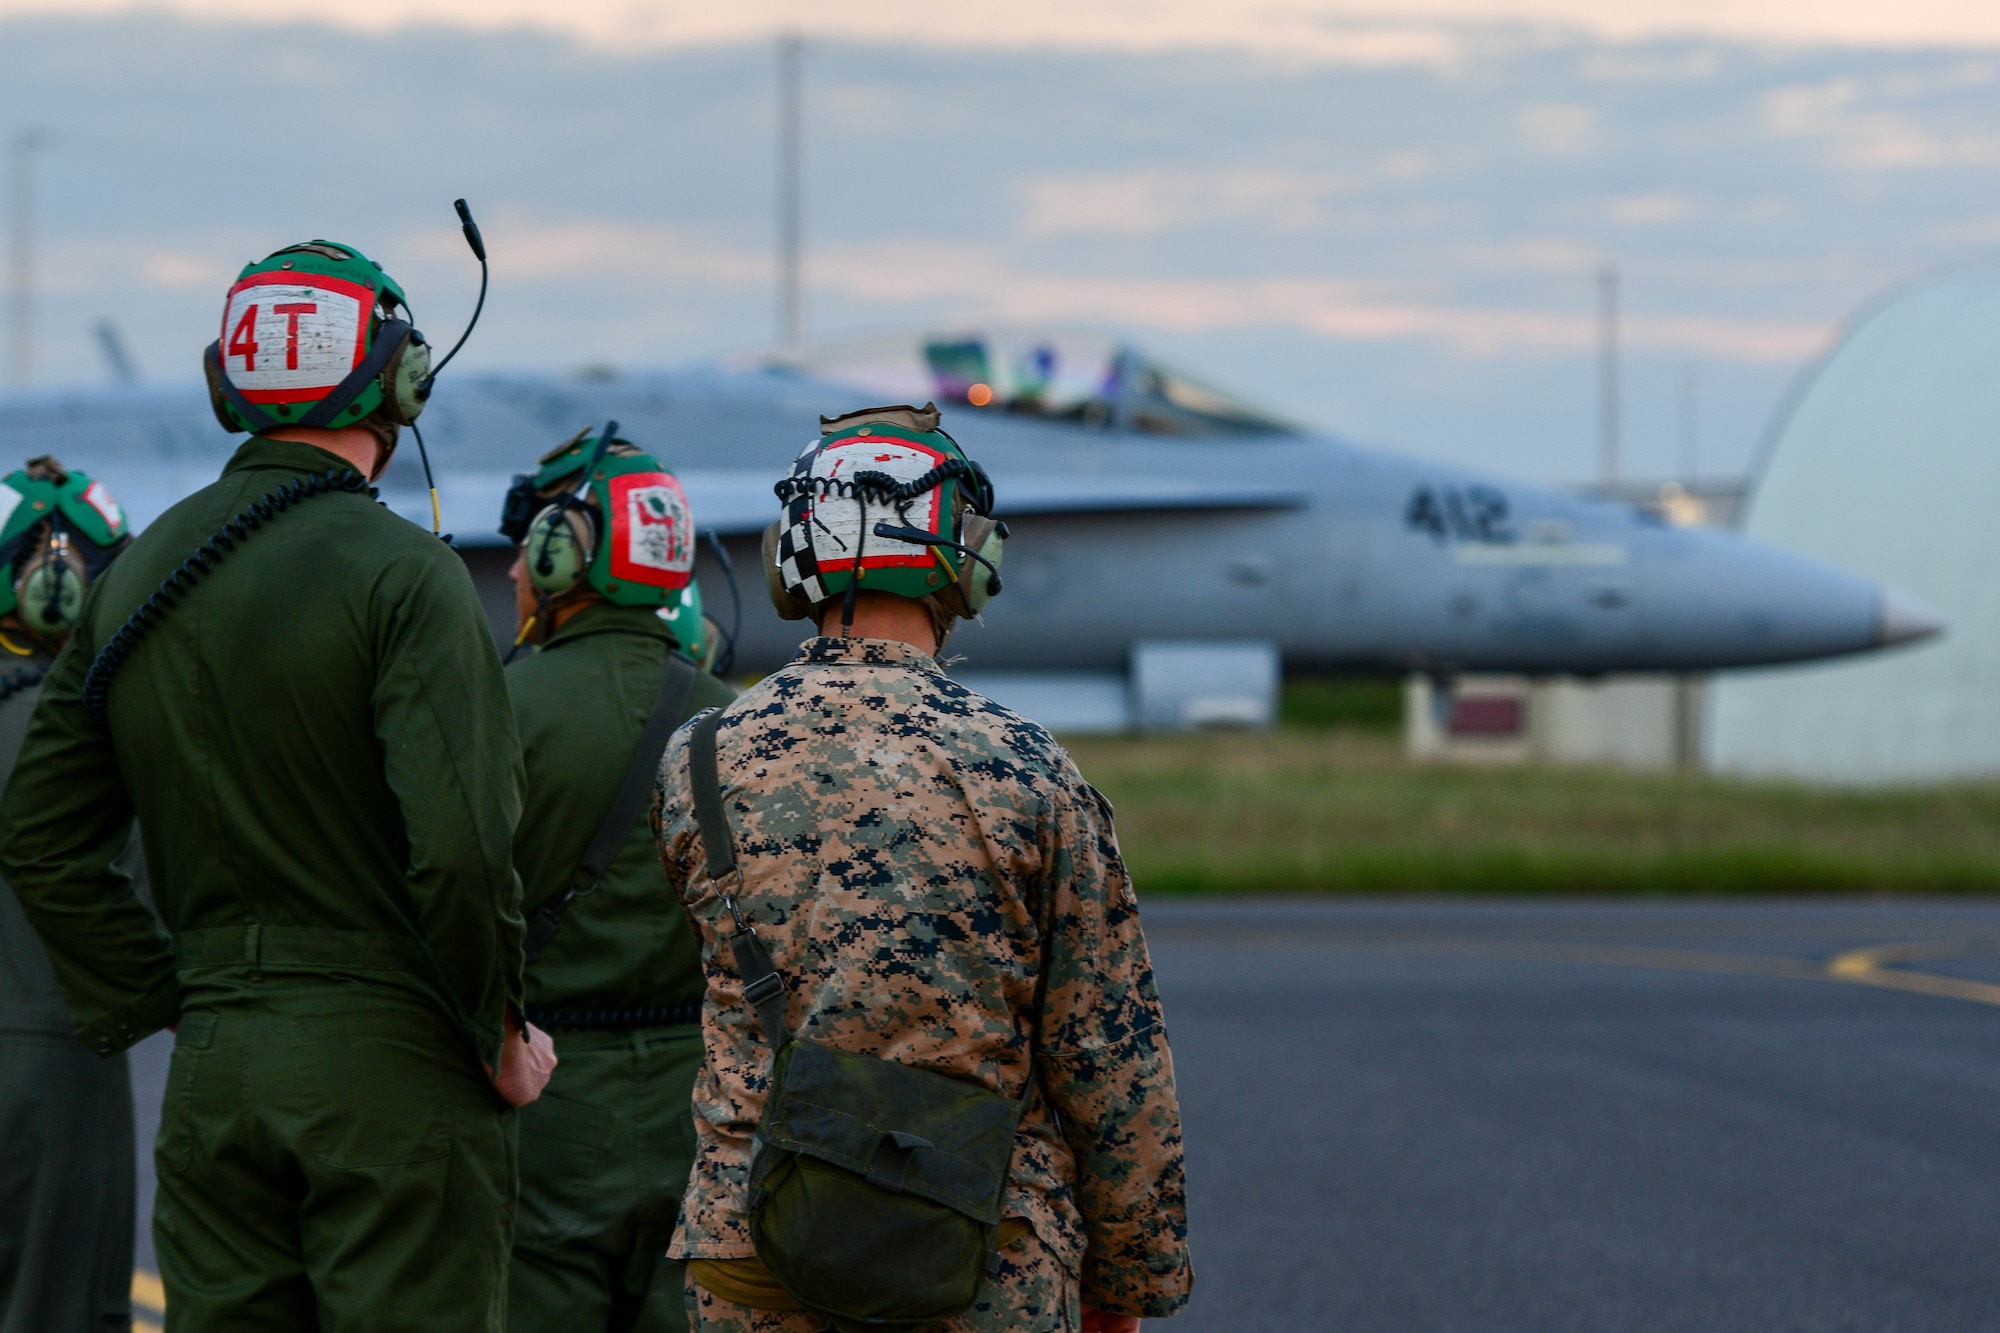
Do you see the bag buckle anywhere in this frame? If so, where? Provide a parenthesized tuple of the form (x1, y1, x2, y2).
(742, 971, 786, 1006)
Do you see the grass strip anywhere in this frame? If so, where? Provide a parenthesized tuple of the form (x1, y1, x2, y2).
(1065, 731, 2000, 896)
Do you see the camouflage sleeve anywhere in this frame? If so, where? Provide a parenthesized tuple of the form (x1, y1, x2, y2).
(1035, 768, 1194, 1318)
(650, 727, 697, 894)
(651, 727, 710, 930)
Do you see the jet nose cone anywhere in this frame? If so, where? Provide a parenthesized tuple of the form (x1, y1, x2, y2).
(1877, 585, 1947, 647)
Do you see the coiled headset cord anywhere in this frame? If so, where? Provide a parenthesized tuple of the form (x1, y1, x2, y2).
(773, 456, 994, 514)
(82, 469, 370, 727)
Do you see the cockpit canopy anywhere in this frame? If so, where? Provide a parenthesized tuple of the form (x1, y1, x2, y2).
(749, 328, 1296, 439)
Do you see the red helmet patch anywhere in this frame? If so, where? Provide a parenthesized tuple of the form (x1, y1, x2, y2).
(608, 471, 694, 590)
(218, 270, 373, 404)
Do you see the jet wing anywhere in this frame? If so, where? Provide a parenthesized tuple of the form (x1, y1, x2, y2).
(994, 476, 1310, 519)
(422, 471, 1309, 546)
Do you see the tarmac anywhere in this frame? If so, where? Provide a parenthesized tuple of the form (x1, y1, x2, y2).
(128, 899, 2000, 1331)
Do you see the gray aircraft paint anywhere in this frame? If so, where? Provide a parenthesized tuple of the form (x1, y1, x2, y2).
(0, 343, 1939, 677)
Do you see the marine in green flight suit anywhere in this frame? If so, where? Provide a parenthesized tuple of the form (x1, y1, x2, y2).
(0, 458, 137, 1333)
(499, 431, 734, 1333)
(0, 240, 554, 1333)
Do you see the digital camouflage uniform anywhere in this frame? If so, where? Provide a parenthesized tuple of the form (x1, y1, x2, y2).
(507, 601, 734, 1333)
(652, 635, 1193, 1331)
(0, 438, 527, 1333)
(0, 666, 133, 1333)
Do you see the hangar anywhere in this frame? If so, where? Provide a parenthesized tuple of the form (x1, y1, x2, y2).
(1705, 266, 1997, 782)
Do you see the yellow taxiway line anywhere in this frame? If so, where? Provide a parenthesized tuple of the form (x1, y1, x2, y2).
(1162, 926, 2000, 1008)
(1825, 939, 2000, 1007)
(1420, 936, 2000, 1006)
(131, 1268, 164, 1332)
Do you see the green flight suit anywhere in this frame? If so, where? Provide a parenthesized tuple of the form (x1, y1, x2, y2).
(0, 667, 134, 1333)
(0, 438, 527, 1333)
(505, 603, 733, 1333)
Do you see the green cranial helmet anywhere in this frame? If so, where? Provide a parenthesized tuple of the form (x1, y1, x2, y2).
(0, 457, 132, 638)
(202, 239, 432, 439)
(658, 580, 707, 665)
(765, 403, 1004, 621)
(511, 431, 698, 612)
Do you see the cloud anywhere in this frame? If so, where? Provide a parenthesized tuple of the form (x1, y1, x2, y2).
(33, 237, 235, 298)
(1607, 192, 1700, 225)
(1518, 103, 1599, 155)
(1424, 238, 1603, 271)
(140, 252, 230, 290)
(9, 0, 2000, 57)
(808, 237, 1830, 360)
(1580, 47, 1723, 82)
(380, 218, 1828, 362)
(1764, 76, 2000, 167)
(1923, 212, 2000, 243)
(401, 215, 771, 286)
(1019, 160, 1430, 238)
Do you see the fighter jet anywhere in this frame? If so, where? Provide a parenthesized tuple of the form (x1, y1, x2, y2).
(0, 326, 1942, 678)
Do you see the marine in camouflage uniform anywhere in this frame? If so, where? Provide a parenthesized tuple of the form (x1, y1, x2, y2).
(500, 432, 736, 1333)
(652, 404, 1192, 1332)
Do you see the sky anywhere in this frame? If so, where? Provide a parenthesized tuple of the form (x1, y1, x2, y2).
(3, 4, 2000, 485)
(9, 0, 2000, 51)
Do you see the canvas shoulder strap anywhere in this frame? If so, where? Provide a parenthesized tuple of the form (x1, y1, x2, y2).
(690, 706, 792, 1052)
(523, 651, 702, 964)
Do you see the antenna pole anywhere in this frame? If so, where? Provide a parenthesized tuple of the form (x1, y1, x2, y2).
(777, 34, 804, 347)
(1596, 261, 1620, 489)
(95, 320, 137, 384)
(1677, 361, 1699, 483)
(8, 129, 48, 389)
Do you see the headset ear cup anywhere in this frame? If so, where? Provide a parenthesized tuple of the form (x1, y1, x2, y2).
(375, 330, 430, 427)
(13, 543, 87, 635)
(762, 522, 814, 621)
(527, 505, 595, 596)
(956, 514, 1005, 614)
(392, 333, 432, 425)
(202, 343, 242, 433)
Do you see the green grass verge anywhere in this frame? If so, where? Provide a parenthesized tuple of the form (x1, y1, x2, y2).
(1064, 731, 2000, 896)
(1278, 674, 1404, 733)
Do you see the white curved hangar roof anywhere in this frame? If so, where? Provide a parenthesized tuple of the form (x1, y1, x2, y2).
(1707, 266, 2000, 782)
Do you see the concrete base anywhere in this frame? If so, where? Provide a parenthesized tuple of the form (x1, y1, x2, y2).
(953, 671, 1132, 733)
(1407, 673, 1705, 770)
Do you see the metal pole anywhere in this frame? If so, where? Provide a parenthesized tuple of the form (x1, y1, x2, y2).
(95, 320, 138, 384)
(776, 34, 803, 346)
(1677, 362, 1699, 482)
(8, 129, 48, 389)
(1596, 262, 1619, 489)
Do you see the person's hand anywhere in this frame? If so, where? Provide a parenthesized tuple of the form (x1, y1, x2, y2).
(490, 1010, 557, 1107)
(1081, 1308, 1140, 1333)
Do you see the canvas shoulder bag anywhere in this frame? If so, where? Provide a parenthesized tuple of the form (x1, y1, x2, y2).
(689, 707, 1038, 1332)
